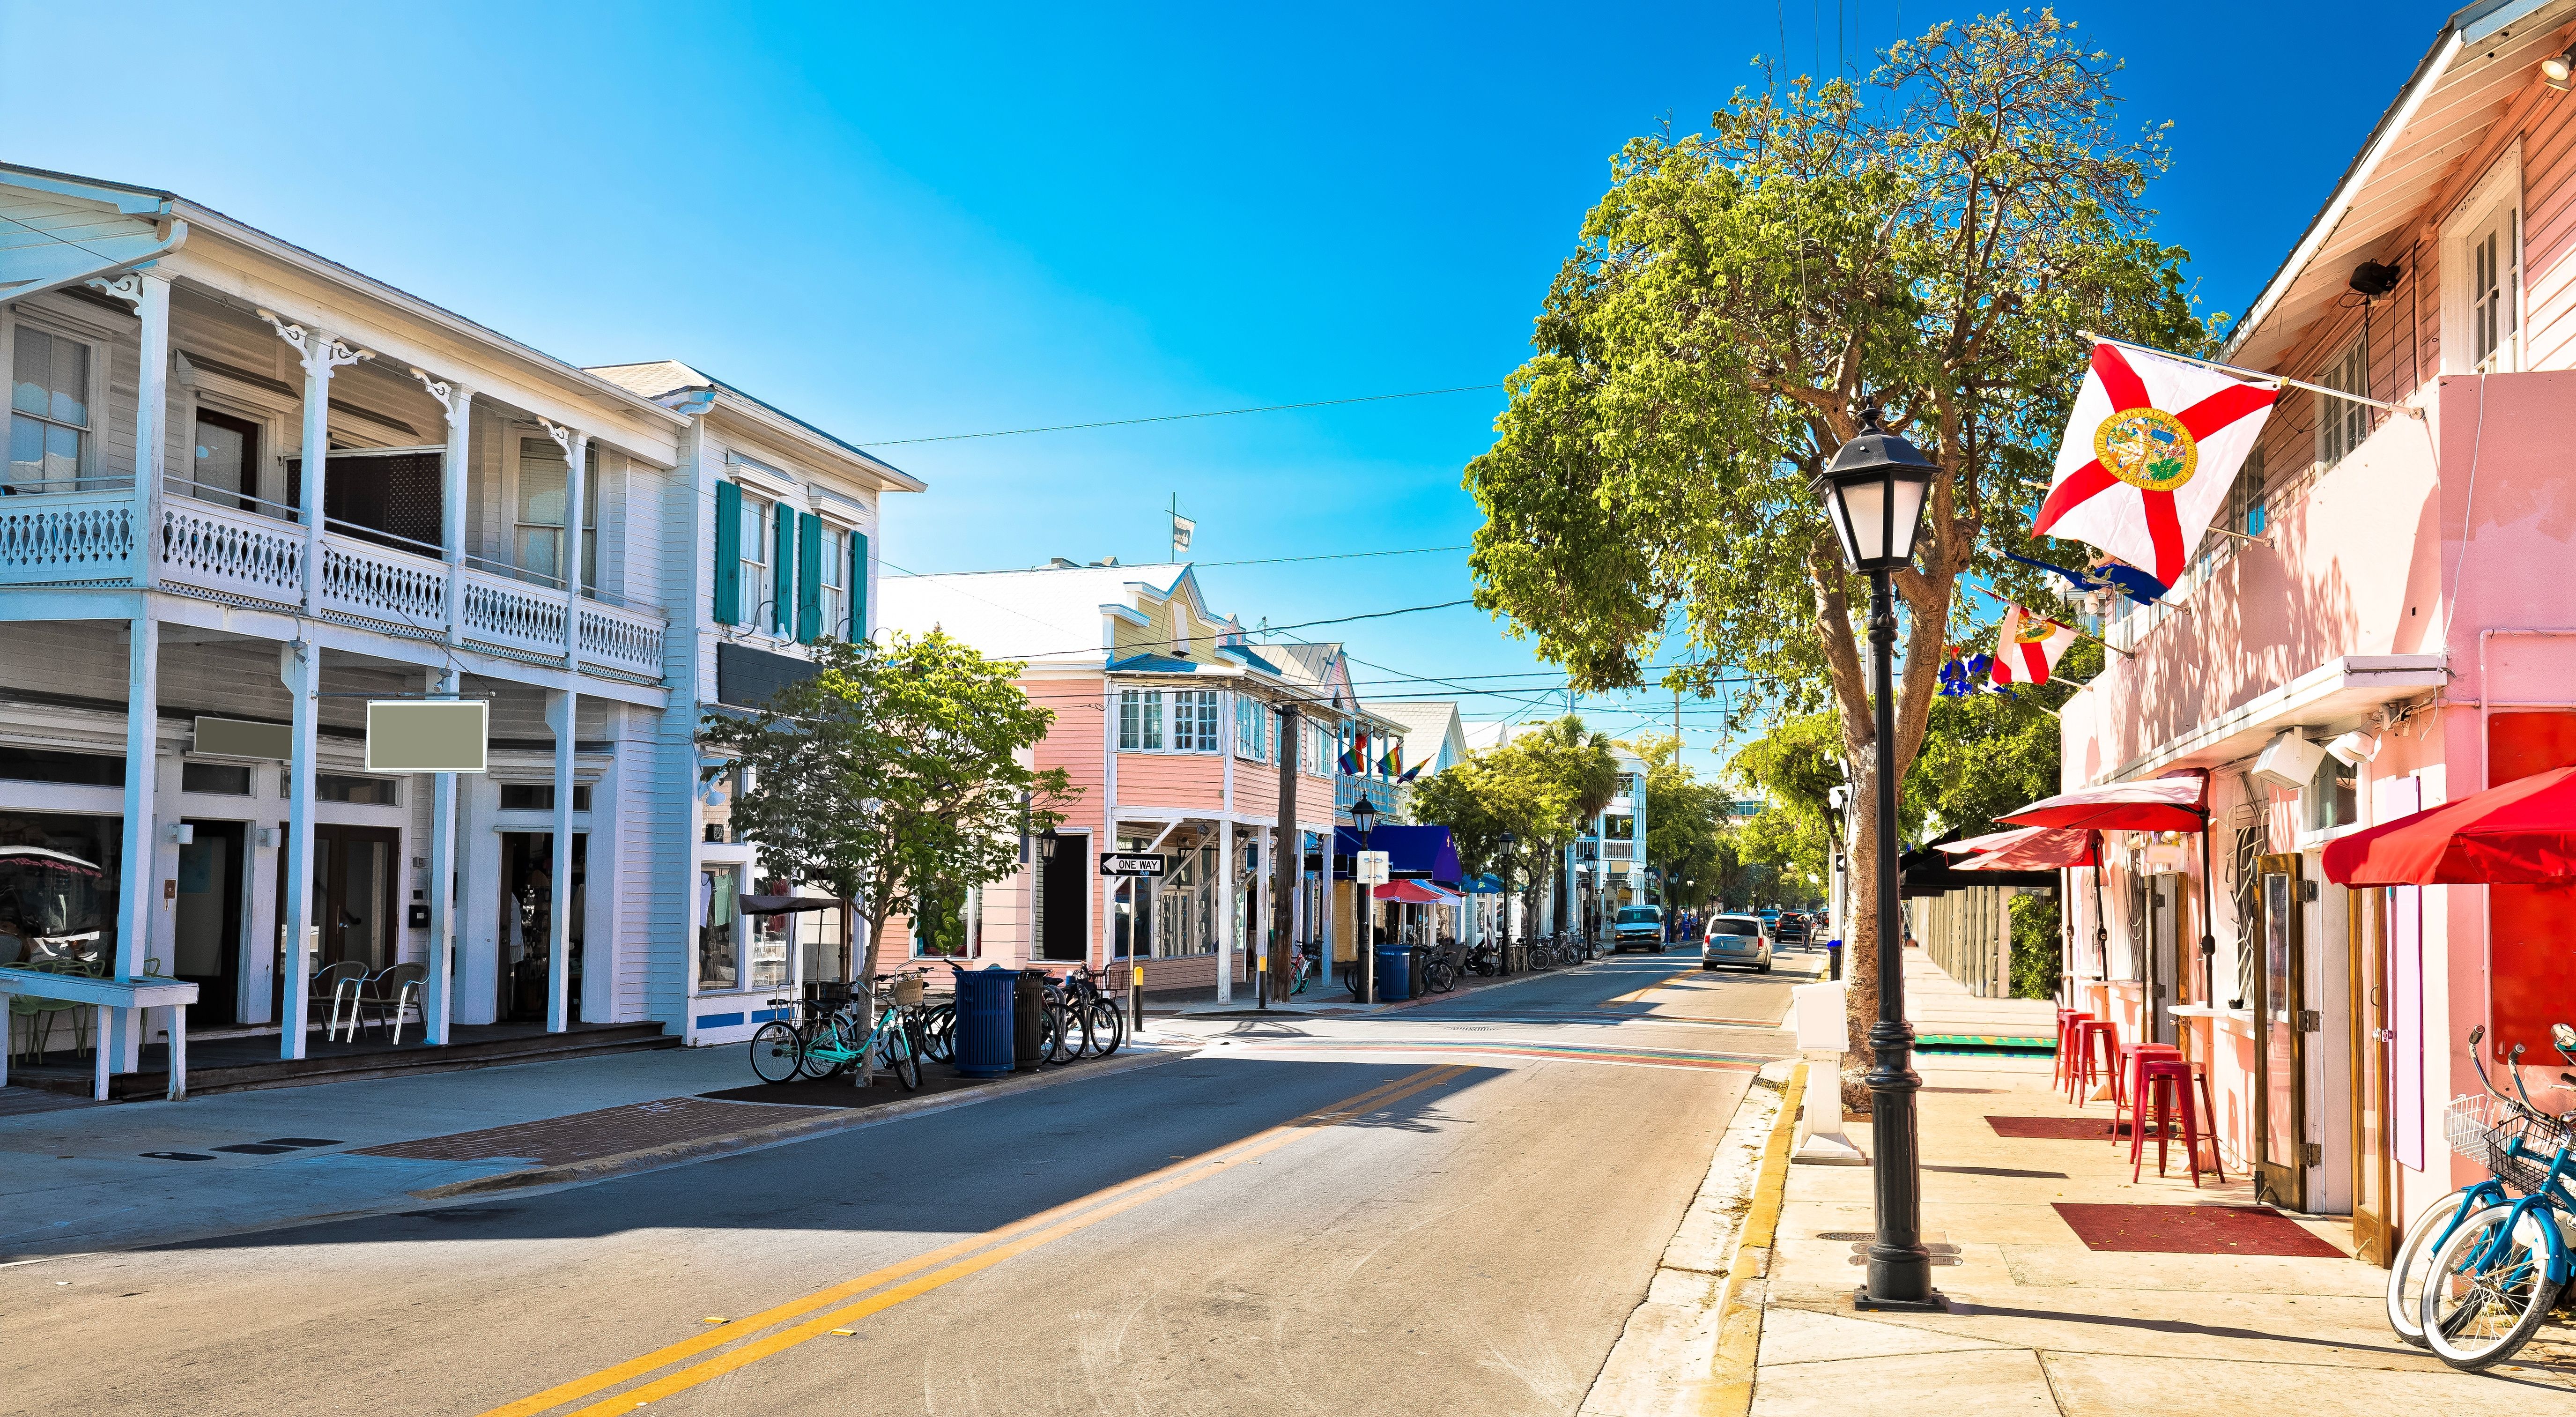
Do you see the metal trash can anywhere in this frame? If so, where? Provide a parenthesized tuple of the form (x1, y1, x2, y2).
(953, 966, 1018, 1078)
(1374, 946, 1413, 1002)
(1408, 948, 1429, 998)
(1013, 969, 1048, 1071)
(1825, 938, 1843, 982)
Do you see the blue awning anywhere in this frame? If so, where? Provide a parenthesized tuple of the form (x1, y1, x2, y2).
(1331, 824, 1461, 886)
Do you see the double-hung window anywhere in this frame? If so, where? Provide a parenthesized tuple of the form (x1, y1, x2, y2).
(738, 492, 770, 629)
(1233, 695, 1272, 762)
(1119, 689, 1164, 750)
(2315, 339, 2369, 471)
(1174, 690, 1219, 752)
(820, 524, 847, 636)
(2471, 207, 2519, 373)
(9, 325, 93, 493)
(512, 437, 596, 590)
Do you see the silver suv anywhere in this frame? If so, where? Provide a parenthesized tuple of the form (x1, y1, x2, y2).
(1701, 914, 1773, 973)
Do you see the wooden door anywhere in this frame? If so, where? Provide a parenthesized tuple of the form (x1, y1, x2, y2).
(2253, 853, 2309, 1211)
(2351, 888, 2397, 1265)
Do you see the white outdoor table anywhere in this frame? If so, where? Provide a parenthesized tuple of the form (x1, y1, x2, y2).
(0, 967, 200, 1101)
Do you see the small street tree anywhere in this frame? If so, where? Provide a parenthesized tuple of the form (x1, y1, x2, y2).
(700, 630, 1073, 1016)
(1463, 13, 2205, 1097)
(1407, 714, 1617, 939)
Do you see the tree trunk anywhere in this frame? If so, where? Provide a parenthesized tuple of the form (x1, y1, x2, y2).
(1841, 755, 1882, 1113)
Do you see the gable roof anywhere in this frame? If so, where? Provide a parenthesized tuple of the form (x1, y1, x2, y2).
(586, 358, 923, 493)
(1369, 699, 1469, 772)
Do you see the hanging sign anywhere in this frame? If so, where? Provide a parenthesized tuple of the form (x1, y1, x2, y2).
(365, 700, 488, 773)
(1355, 850, 1391, 886)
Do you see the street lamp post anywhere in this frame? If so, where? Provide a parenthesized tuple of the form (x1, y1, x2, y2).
(1809, 406, 1944, 1313)
(1496, 829, 1517, 973)
(1352, 794, 1379, 1004)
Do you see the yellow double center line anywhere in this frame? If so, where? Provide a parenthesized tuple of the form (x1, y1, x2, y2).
(479, 1063, 1466, 1417)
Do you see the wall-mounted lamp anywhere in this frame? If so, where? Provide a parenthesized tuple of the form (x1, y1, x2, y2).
(165, 823, 194, 846)
(2546, 46, 2576, 91)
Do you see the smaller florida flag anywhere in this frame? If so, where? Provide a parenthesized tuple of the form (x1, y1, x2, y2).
(2033, 341, 2276, 587)
(1990, 606, 2079, 687)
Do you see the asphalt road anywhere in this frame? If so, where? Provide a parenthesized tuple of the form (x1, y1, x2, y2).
(3, 943, 1814, 1417)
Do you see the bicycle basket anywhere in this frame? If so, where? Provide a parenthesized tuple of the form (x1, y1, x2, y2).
(891, 974, 926, 1009)
(2441, 1092, 2569, 1195)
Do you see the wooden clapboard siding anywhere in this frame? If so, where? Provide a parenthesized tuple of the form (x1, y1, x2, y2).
(2525, 91, 2576, 369)
(1114, 751, 1226, 811)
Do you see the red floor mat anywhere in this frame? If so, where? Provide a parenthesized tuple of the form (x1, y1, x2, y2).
(2051, 1203, 2347, 1257)
(1988, 1116, 2170, 1140)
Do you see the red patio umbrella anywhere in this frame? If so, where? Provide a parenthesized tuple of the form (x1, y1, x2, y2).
(2321, 764, 2576, 886)
(1955, 826, 2100, 872)
(1999, 770, 2209, 998)
(1374, 880, 1454, 905)
(1934, 826, 2037, 856)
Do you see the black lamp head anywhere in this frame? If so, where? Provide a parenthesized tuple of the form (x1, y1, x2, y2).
(2349, 260, 2402, 298)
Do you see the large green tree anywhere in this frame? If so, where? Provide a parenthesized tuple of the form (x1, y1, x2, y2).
(1463, 13, 2205, 1089)
(1407, 714, 1619, 937)
(701, 631, 1074, 1019)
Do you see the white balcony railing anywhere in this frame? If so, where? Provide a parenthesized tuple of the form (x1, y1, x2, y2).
(0, 488, 140, 585)
(0, 490, 666, 681)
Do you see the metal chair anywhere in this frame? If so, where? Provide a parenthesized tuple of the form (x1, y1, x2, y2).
(357, 963, 430, 1044)
(312, 961, 371, 1042)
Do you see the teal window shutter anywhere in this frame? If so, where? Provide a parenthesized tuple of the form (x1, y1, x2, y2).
(771, 504, 795, 634)
(712, 481, 741, 625)
(796, 512, 823, 644)
(850, 531, 868, 638)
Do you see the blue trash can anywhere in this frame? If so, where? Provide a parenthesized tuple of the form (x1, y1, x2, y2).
(1825, 938, 1843, 982)
(954, 966, 1019, 1078)
(1374, 946, 1413, 1002)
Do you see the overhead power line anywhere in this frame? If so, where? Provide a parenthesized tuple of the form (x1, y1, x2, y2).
(859, 385, 1503, 446)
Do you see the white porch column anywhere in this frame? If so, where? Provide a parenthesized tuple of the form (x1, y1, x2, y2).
(261, 312, 370, 614)
(545, 421, 587, 670)
(279, 640, 320, 1060)
(412, 371, 474, 642)
(545, 687, 577, 1033)
(1214, 823, 1233, 1004)
(424, 667, 459, 1045)
(107, 615, 159, 1076)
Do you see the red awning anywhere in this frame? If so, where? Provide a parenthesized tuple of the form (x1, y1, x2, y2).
(1999, 770, 2209, 833)
(1935, 828, 2031, 856)
(1372, 880, 1457, 905)
(1956, 826, 2100, 872)
(2322, 764, 2576, 886)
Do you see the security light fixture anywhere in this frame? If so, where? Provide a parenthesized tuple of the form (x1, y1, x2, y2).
(1812, 408, 1938, 574)
(2547, 46, 2576, 91)
(2348, 260, 2403, 298)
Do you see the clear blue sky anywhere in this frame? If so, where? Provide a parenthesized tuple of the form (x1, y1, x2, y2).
(1, 0, 2443, 769)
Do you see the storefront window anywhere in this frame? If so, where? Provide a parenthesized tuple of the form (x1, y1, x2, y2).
(748, 908, 789, 990)
(798, 903, 844, 984)
(699, 865, 740, 991)
(0, 812, 118, 969)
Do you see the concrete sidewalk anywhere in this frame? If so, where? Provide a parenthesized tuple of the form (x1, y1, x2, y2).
(1733, 953, 2576, 1413)
(0, 1037, 1188, 1263)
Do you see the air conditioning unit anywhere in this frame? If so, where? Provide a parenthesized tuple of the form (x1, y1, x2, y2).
(2250, 732, 2328, 792)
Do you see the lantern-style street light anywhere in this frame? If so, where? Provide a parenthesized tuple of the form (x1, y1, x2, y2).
(1351, 794, 1379, 1002)
(1810, 406, 1944, 1313)
(1496, 829, 1518, 974)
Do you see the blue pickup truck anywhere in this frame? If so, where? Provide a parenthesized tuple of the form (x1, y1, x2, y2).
(1612, 905, 1666, 952)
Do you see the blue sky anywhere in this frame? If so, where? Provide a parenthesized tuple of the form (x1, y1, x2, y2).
(1, 0, 2444, 769)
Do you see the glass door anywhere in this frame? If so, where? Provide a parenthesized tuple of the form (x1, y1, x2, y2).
(171, 820, 244, 1027)
(2254, 853, 2309, 1210)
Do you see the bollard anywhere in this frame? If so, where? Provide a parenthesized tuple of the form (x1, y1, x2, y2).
(1787, 979, 1865, 1166)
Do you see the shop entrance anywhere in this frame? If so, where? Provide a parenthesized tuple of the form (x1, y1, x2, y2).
(2350, 887, 2403, 1266)
(2253, 852, 2309, 1211)
(172, 820, 245, 1027)
(271, 824, 400, 1021)
(498, 832, 585, 1024)
(2146, 874, 2182, 1045)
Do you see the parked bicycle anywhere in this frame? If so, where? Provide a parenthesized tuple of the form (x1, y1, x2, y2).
(1059, 964, 1125, 1059)
(1287, 942, 1318, 996)
(1463, 937, 1498, 977)
(2406, 1019, 2576, 1370)
(748, 972, 924, 1091)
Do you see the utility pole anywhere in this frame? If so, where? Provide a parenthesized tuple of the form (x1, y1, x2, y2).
(1266, 702, 1300, 1010)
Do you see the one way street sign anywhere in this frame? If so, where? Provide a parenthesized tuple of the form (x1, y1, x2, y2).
(1099, 853, 1169, 877)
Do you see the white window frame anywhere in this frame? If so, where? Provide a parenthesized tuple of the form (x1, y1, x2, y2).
(1174, 690, 1220, 753)
(5, 312, 107, 494)
(1118, 687, 1165, 751)
(2314, 336, 2370, 471)
(737, 487, 772, 635)
(2442, 142, 2524, 376)
(504, 431, 594, 592)
(818, 522, 847, 638)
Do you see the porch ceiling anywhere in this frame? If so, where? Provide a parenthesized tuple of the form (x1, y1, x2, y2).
(0, 168, 185, 304)
(2230, 1, 2576, 370)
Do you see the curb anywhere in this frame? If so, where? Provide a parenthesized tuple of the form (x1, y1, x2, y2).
(407, 1044, 1196, 1200)
(1703, 1058, 1806, 1417)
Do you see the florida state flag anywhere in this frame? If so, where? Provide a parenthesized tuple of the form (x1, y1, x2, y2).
(1991, 606, 2078, 687)
(2031, 342, 2276, 586)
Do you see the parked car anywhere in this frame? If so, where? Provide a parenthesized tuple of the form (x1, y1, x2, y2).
(1612, 905, 1666, 952)
(1773, 913, 1809, 948)
(1702, 914, 1773, 972)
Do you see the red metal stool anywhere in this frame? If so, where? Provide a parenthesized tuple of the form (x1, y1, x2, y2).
(2053, 1010, 2092, 1091)
(2067, 1019, 2121, 1107)
(2130, 1054, 2212, 1186)
(2114, 1042, 2180, 1144)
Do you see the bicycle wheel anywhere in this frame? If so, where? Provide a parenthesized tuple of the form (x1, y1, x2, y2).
(921, 1003, 956, 1064)
(799, 1018, 849, 1079)
(1090, 999, 1126, 1057)
(1047, 999, 1080, 1064)
(2389, 1187, 2481, 1346)
(2421, 1204, 2561, 1370)
(885, 1024, 923, 1091)
(749, 1022, 804, 1084)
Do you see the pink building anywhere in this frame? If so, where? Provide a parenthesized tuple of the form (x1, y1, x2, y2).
(877, 561, 1416, 998)
(2055, 2, 2576, 1265)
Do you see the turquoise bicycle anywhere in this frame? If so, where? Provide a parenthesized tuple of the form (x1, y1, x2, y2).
(2415, 1020, 2576, 1370)
(748, 974, 922, 1091)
